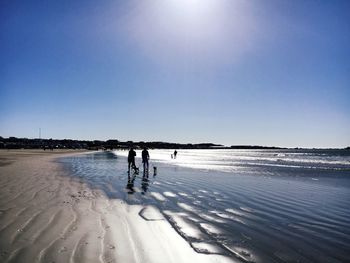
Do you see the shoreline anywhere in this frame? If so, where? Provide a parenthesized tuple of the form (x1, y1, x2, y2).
(60, 150, 350, 262)
(0, 150, 235, 263)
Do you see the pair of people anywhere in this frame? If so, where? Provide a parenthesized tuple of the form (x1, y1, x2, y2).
(128, 147, 150, 173)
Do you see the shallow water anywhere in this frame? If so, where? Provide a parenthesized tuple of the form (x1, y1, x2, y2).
(59, 149, 350, 263)
(116, 148, 350, 173)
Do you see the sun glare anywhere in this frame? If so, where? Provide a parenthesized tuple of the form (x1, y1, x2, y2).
(167, 0, 221, 21)
(171, 0, 210, 10)
(123, 0, 258, 65)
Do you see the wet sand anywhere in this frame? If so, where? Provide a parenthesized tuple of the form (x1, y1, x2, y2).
(0, 150, 234, 263)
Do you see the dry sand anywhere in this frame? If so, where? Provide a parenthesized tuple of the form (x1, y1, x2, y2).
(0, 150, 235, 263)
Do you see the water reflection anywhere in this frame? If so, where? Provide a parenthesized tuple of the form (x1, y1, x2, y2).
(141, 175, 149, 194)
(126, 169, 151, 195)
(126, 174, 136, 194)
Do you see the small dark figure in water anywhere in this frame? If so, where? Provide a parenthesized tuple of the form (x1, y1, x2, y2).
(142, 147, 150, 172)
(128, 147, 138, 174)
(153, 166, 157, 176)
(174, 150, 177, 159)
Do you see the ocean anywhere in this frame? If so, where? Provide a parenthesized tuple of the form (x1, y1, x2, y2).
(59, 149, 350, 263)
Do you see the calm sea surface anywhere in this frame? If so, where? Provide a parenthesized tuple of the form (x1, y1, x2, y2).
(59, 149, 350, 263)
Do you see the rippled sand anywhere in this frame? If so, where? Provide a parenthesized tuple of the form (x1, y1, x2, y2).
(0, 150, 234, 263)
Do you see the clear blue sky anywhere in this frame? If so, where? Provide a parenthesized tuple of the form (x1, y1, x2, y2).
(1, 0, 349, 147)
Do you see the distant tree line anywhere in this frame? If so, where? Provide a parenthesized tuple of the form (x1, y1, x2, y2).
(228, 145, 285, 149)
(2, 136, 346, 150)
(0, 136, 226, 150)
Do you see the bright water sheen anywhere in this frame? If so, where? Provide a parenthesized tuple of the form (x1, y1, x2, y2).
(59, 149, 350, 263)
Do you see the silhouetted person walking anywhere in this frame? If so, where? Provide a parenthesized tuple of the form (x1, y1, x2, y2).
(142, 147, 150, 172)
(128, 147, 137, 173)
(174, 150, 178, 159)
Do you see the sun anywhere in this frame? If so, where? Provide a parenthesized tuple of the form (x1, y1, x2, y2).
(167, 0, 220, 19)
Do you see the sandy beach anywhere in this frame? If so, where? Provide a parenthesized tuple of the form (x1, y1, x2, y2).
(2, 0, 349, 262)
(0, 150, 235, 263)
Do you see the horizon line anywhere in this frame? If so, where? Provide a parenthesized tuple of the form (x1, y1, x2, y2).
(1, 135, 349, 150)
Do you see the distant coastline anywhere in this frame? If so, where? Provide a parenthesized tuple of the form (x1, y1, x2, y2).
(0, 136, 348, 151)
